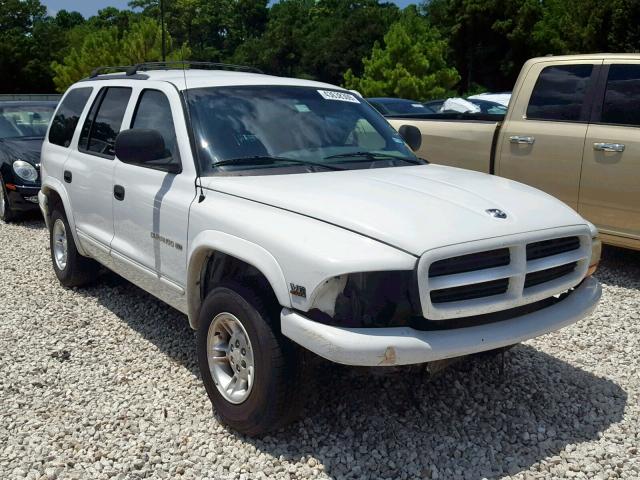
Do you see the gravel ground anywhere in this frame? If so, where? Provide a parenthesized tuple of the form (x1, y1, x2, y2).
(1, 216, 639, 480)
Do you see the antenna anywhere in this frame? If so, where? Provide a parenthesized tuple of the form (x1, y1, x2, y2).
(160, 0, 166, 62)
(179, 51, 206, 202)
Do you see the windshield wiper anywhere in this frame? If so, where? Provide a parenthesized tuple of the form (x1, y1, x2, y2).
(323, 151, 426, 165)
(212, 155, 345, 171)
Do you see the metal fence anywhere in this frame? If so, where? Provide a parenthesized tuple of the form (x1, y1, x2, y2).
(0, 94, 61, 102)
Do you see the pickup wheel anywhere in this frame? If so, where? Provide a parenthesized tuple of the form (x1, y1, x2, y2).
(197, 284, 302, 436)
(49, 209, 98, 287)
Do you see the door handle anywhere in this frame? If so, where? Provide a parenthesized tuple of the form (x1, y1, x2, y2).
(593, 142, 625, 152)
(113, 185, 125, 201)
(509, 135, 535, 145)
(63, 170, 72, 183)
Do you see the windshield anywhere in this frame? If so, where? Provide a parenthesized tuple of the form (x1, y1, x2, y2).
(186, 86, 418, 175)
(0, 104, 55, 139)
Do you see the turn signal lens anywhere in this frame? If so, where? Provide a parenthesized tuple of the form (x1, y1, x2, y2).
(587, 237, 602, 277)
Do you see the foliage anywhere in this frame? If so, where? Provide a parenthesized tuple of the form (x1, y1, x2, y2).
(344, 9, 459, 100)
(51, 18, 190, 92)
(231, 0, 400, 85)
(1, 0, 640, 95)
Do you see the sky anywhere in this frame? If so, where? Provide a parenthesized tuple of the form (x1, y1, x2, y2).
(42, 0, 416, 18)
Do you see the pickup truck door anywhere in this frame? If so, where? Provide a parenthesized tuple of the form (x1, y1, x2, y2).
(496, 60, 602, 210)
(64, 86, 132, 266)
(110, 86, 196, 311)
(579, 61, 640, 246)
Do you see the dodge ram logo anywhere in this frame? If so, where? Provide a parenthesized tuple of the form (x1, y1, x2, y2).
(485, 208, 507, 219)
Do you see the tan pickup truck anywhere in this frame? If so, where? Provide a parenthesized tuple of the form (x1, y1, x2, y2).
(388, 54, 640, 250)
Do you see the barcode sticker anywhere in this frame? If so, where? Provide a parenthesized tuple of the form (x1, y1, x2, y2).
(317, 90, 360, 103)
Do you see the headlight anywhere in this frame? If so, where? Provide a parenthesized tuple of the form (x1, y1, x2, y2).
(12, 160, 38, 182)
(587, 236, 602, 277)
(307, 271, 419, 328)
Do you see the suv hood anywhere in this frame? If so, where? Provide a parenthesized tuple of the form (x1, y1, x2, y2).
(202, 165, 587, 256)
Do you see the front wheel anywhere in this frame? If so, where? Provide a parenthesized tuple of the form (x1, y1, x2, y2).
(49, 209, 98, 287)
(197, 284, 302, 436)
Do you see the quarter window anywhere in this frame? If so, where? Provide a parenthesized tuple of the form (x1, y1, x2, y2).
(601, 64, 640, 127)
(48, 87, 93, 147)
(526, 65, 594, 122)
(130, 89, 180, 169)
(79, 87, 132, 158)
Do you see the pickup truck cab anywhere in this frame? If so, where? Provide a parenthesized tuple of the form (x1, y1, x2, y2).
(389, 54, 640, 251)
(39, 63, 601, 435)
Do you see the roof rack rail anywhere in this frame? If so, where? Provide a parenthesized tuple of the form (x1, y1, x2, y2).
(89, 66, 140, 78)
(88, 61, 263, 79)
(125, 61, 263, 75)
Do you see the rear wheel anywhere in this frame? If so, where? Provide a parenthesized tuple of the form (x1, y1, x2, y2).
(197, 284, 302, 436)
(49, 209, 98, 287)
(0, 176, 16, 222)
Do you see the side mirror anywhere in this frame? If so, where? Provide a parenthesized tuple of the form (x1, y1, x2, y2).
(115, 129, 175, 170)
(398, 124, 422, 152)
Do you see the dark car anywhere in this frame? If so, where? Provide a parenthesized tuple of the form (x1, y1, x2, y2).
(367, 97, 437, 116)
(0, 101, 57, 221)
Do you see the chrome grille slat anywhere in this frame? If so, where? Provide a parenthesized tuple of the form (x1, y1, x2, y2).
(417, 228, 592, 320)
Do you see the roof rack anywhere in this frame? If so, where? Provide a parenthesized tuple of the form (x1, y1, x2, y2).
(89, 61, 263, 79)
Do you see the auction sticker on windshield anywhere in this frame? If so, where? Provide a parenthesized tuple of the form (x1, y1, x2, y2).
(317, 90, 360, 103)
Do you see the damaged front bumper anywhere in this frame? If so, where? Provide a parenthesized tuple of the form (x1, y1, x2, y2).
(281, 276, 601, 366)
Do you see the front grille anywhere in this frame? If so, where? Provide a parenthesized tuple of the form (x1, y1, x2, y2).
(419, 229, 591, 320)
(526, 236, 580, 261)
(431, 278, 509, 304)
(524, 262, 577, 288)
(429, 248, 510, 277)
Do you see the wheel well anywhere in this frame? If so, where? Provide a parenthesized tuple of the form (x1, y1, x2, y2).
(43, 187, 63, 220)
(200, 251, 282, 326)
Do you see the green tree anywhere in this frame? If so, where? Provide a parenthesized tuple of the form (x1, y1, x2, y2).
(51, 17, 190, 92)
(344, 9, 459, 100)
(425, 0, 544, 93)
(232, 0, 400, 84)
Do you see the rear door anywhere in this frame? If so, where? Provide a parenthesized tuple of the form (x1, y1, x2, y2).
(64, 86, 132, 264)
(110, 83, 196, 306)
(497, 60, 602, 209)
(579, 61, 640, 245)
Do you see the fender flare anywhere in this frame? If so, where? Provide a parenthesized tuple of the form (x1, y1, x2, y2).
(40, 179, 88, 257)
(186, 230, 291, 329)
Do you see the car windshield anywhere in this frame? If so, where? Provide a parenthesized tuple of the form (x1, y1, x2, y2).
(0, 104, 55, 139)
(186, 86, 419, 175)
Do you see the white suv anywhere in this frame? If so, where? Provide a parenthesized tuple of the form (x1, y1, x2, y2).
(39, 63, 602, 435)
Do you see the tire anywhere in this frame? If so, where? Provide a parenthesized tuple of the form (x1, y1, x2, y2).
(0, 175, 17, 222)
(197, 283, 302, 436)
(49, 208, 99, 287)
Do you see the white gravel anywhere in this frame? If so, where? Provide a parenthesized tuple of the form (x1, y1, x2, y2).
(1, 217, 639, 480)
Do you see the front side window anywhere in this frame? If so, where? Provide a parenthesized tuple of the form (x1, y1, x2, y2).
(79, 87, 132, 158)
(526, 65, 594, 122)
(601, 64, 640, 127)
(129, 89, 180, 170)
(48, 88, 92, 147)
(187, 85, 419, 176)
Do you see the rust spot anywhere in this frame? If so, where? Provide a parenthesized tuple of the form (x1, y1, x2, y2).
(379, 346, 397, 365)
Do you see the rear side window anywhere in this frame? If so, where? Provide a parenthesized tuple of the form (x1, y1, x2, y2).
(526, 65, 594, 122)
(601, 64, 640, 127)
(130, 89, 181, 168)
(79, 87, 132, 159)
(48, 87, 93, 147)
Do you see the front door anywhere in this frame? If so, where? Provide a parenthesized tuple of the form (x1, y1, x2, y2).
(65, 86, 132, 263)
(111, 86, 196, 310)
(580, 61, 640, 245)
(497, 60, 601, 210)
